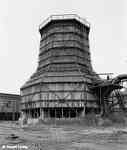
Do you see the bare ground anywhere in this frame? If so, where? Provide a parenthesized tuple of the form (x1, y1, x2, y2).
(0, 122, 127, 150)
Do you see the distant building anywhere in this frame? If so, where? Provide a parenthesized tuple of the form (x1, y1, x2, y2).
(0, 93, 21, 120)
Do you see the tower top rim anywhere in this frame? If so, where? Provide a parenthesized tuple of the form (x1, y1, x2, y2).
(39, 14, 90, 30)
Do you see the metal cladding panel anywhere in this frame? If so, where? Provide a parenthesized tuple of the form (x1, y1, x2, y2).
(42, 76, 86, 83)
(21, 101, 86, 109)
(40, 26, 87, 41)
(21, 80, 99, 110)
(87, 93, 97, 100)
(40, 102, 86, 108)
(37, 18, 91, 70)
(39, 48, 90, 61)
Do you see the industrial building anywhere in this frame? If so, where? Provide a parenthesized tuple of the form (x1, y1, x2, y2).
(0, 93, 20, 120)
(20, 14, 127, 120)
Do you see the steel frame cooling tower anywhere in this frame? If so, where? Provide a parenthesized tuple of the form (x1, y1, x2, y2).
(20, 14, 100, 120)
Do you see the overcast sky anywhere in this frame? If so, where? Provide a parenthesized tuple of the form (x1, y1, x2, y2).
(0, 0, 127, 94)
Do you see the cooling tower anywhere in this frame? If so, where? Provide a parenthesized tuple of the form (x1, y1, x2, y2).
(20, 14, 100, 120)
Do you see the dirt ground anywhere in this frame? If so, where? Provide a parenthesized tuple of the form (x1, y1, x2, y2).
(0, 122, 127, 150)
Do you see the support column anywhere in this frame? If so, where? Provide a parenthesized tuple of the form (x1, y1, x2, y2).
(48, 109, 50, 119)
(81, 107, 85, 117)
(28, 109, 30, 118)
(69, 108, 71, 119)
(29, 109, 31, 118)
(34, 109, 36, 118)
(76, 108, 78, 118)
(62, 108, 63, 119)
(37, 108, 39, 118)
(54, 108, 56, 119)
(39, 108, 41, 117)
(39, 108, 44, 120)
(27, 109, 31, 124)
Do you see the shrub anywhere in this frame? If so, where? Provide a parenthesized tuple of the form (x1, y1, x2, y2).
(107, 111, 125, 124)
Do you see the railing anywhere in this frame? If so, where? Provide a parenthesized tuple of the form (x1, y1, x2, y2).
(39, 14, 90, 29)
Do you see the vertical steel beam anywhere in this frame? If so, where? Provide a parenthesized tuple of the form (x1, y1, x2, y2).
(62, 107, 63, 118)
